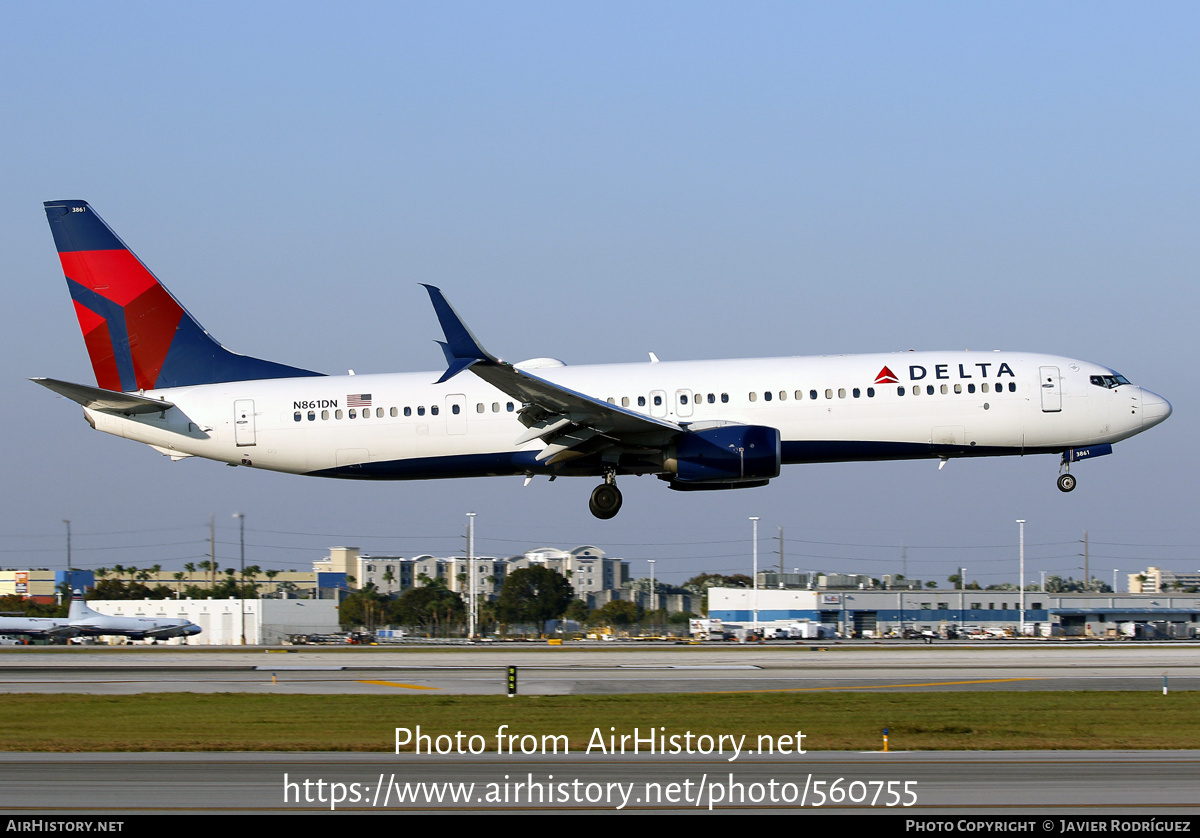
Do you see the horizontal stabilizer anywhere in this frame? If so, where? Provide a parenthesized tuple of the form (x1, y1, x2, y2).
(31, 378, 175, 415)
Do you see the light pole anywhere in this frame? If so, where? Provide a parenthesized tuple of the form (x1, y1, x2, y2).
(466, 512, 476, 640)
(750, 517, 759, 635)
(233, 512, 246, 645)
(1016, 519, 1026, 638)
(648, 560, 656, 617)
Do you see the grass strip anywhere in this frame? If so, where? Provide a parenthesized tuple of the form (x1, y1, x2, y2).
(3, 691, 1197, 752)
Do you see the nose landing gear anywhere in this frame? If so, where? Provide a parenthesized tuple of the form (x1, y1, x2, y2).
(589, 472, 623, 519)
(1058, 454, 1077, 493)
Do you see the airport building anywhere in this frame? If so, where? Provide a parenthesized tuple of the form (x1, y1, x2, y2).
(709, 587, 1200, 639)
(84, 598, 339, 645)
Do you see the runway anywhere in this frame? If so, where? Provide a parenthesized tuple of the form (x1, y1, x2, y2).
(1, 644, 1196, 816)
(0, 642, 1196, 695)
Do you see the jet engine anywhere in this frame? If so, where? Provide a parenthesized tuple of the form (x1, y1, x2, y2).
(662, 424, 781, 490)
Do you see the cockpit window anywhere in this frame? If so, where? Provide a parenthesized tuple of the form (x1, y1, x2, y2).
(1090, 374, 1132, 389)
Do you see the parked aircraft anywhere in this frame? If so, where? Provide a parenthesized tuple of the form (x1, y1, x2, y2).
(37, 200, 1172, 518)
(65, 591, 201, 641)
(0, 615, 70, 639)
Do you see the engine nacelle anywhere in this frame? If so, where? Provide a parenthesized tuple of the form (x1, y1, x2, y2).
(663, 424, 781, 485)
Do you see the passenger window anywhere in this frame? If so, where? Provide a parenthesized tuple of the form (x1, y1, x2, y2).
(1009, 382, 1016, 392)
(349, 409, 357, 419)
(912, 386, 920, 396)
(681, 394, 689, 404)
(940, 384, 948, 395)
(404, 407, 411, 417)
(825, 389, 833, 399)
(654, 395, 663, 406)
(390, 407, 398, 417)
(763, 391, 771, 402)
(452, 404, 460, 414)
(507, 402, 515, 411)
(476, 403, 484, 413)
(926, 385, 934, 395)
(981, 383, 990, 393)
(749, 392, 757, 402)
(321, 410, 329, 420)
(638, 396, 646, 407)
(621, 397, 630, 407)
(795, 390, 803, 400)
(376, 407, 384, 417)
(607, 397, 615, 404)
(721, 393, 729, 403)
(852, 388, 860, 398)
(778, 391, 786, 401)
(954, 383, 962, 394)
(967, 383, 976, 394)
(294, 412, 301, 422)
(708, 393, 716, 404)
(336, 409, 344, 419)
(897, 386, 905, 396)
(417, 406, 424, 416)
(307, 411, 315, 421)
(431, 405, 439, 415)
(492, 403, 500, 413)
(837, 388, 845, 398)
(867, 387, 875, 397)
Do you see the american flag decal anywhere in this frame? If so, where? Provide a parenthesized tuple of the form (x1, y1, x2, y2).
(347, 394, 372, 407)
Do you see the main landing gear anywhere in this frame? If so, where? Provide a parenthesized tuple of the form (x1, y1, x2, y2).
(589, 473, 623, 519)
(1058, 455, 1077, 493)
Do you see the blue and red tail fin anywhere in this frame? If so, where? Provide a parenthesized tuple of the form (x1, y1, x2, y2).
(44, 200, 323, 391)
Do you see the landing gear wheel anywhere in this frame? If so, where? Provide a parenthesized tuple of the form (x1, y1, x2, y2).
(589, 483, 623, 519)
(1057, 473, 1077, 493)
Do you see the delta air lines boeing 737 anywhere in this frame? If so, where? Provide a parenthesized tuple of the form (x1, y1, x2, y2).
(35, 200, 1171, 518)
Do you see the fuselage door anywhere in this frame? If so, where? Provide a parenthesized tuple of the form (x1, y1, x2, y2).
(234, 399, 256, 446)
(1039, 366, 1062, 413)
(649, 390, 668, 418)
(446, 394, 467, 434)
(675, 389, 694, 418)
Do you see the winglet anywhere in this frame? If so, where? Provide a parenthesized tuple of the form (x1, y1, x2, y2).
(421, 284, 498, 383)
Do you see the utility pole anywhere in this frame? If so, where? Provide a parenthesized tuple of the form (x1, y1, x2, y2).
(1083, 530, 1089, 591)
(777, 527, 784, 587)
(62, 519, 71, 596)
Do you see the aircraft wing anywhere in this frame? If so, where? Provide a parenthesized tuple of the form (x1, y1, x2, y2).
(423, 285, 682, 465)
(140, 622, 200, 639)
(31, 378, 176, 415)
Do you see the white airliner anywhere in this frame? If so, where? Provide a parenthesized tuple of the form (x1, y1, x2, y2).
(0, 592, 200, 641)
(36, 200, 1171, 519)
(0, 614, 72, 639)
(64, 590, 201, 641)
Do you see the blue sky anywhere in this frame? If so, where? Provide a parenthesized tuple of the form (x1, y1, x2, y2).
(2, 2, 1195, 588)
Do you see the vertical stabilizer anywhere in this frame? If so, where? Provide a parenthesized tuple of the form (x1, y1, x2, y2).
(68, 590, 98, 622)
(44, 200, 323, 391)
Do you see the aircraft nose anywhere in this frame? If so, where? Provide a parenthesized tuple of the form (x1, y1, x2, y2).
(1142, 389, 1172, 428)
